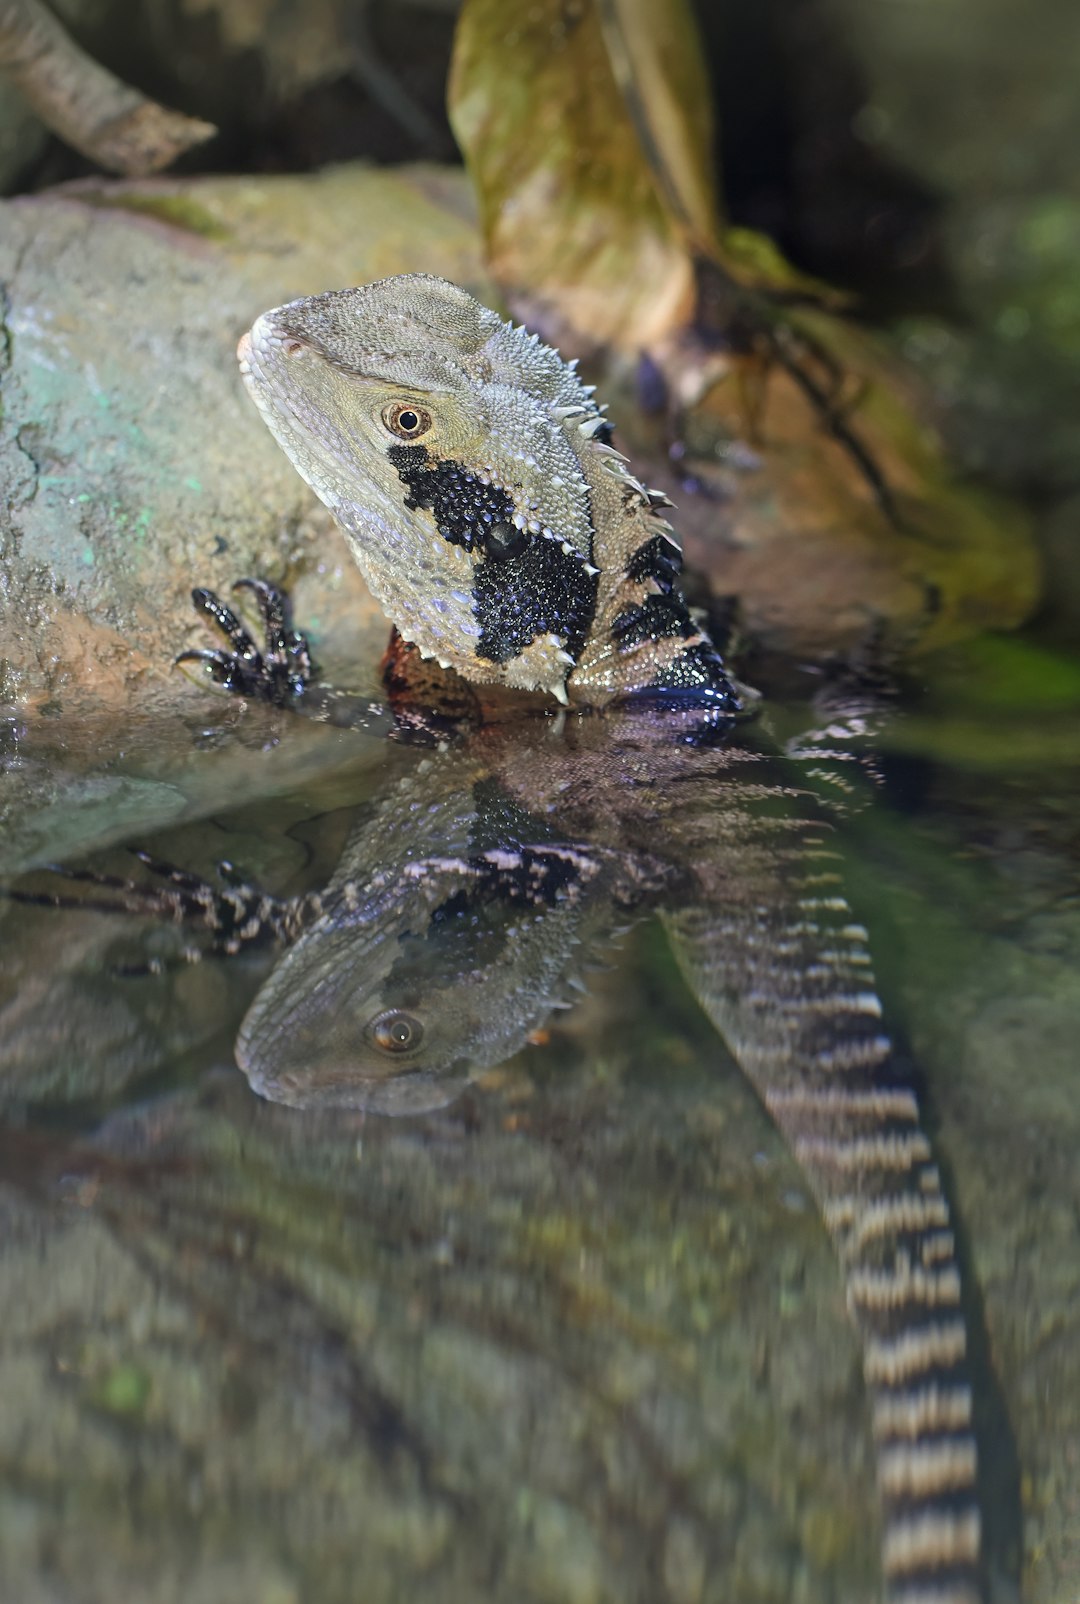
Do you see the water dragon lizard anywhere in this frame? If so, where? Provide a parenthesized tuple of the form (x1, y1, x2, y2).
(39, 276, 993, 1601)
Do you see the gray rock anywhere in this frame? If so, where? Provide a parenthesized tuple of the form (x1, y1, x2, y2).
(0, 163, 491, 709)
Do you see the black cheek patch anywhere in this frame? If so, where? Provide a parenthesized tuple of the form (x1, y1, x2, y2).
(381, 894, 506, 1005)
(474, 537, 598, 666)
(387, 444, 515, 553)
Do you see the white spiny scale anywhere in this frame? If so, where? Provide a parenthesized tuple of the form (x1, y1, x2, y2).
(578, 416, 607, 438)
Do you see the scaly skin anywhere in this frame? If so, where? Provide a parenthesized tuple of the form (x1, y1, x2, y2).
(227, 275, 988, 1604)
(236, 273, 740, 710)
(8, 278, 987, 1601)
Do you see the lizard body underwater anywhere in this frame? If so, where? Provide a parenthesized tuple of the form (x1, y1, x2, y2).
(19, 276, 991, 1602)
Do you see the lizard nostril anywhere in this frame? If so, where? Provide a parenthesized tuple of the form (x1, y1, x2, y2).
(282, 339, 305, 357)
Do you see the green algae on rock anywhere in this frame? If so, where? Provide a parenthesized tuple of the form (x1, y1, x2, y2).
(0, 164, 493, 709)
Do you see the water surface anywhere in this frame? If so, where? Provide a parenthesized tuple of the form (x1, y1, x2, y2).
(1, 638, 1077, 1604)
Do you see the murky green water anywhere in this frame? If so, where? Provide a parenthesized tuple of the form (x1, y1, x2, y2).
(1, 634, 1078, 1604)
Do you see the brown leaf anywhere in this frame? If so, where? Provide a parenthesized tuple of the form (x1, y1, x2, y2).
(449, 0, 707, 348)
(448, 0, 1041, 652)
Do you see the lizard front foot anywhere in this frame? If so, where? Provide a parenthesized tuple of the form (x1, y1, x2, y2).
(177, 578, 314, 704)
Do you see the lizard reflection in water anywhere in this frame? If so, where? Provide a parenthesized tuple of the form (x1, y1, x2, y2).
(179, 639, 985, 1604)
(45, 276, 994, 1601)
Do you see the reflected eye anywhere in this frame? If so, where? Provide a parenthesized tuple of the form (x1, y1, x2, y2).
(367, 1009, 424, 1055)
(382, 402, 433, 439)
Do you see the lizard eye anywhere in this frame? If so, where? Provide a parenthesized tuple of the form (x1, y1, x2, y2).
(366, 1009, 424, 1055)
(382, 402, 432, 439)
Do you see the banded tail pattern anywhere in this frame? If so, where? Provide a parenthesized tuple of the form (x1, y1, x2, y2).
(661, 770, 982, 1604)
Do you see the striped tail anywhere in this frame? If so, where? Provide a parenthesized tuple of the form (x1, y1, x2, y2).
(662, 804, 983, 1604)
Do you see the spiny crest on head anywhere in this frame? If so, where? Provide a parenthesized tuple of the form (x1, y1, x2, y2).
(271, 273, 499, 395)
(486, 316, 602, 422)
(276, 272, 608, 435)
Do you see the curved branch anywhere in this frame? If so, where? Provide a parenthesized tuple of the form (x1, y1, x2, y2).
(0, 0, 215, 175)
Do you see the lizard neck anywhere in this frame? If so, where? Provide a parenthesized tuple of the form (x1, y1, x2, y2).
(565, 426, 742, 712)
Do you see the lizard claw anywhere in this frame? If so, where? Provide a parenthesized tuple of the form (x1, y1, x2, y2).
(178, 579, 315, 704)
(174, 646, 254, 694)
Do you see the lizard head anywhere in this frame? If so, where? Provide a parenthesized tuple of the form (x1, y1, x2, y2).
(234, 847, 612, 1115)
(239, 273, 607, 703)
